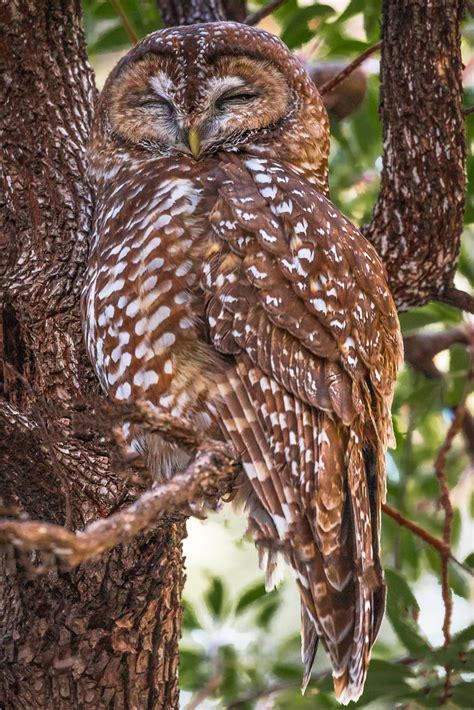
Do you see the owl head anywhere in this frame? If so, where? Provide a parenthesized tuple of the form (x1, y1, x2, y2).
(91, 23, 329, 189)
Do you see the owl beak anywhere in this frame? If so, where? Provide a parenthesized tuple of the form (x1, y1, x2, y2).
(187, 127, 201, 158)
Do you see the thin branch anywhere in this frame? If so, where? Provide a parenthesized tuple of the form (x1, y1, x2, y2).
(382, 503, 449, 556)
(227, 681, 300, 708)
(436, 287, 474, 314)
(245, 0, 288, 26)
(0, 439, 238, 571)
(404, 326, 470, 379)
(185, 667, 223, 710)
(464, 105, 474, 116)
(381, 504, 472, 576)
(110, 0, 139, 44)
(319, 41, 381, 96)
(433, 353, 472, 701)
(434, 369, 473, 640)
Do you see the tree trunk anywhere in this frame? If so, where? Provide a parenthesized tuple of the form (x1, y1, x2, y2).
(0, 0, 468, 708)
(157, 0, 245, 25)
(0, 2, 185, 707)
(365, 0, 466, 310)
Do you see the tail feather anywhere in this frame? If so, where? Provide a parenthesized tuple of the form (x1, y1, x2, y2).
(301, 604, 318, 693)
(217, 357, 384, 704)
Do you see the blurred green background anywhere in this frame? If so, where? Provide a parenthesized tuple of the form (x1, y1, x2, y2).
(83, 1, 474, 707)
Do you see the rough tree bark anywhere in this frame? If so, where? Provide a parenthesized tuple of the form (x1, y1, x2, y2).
(0, 2, 184, 707)
(364, 0, 466, 310)
(0, 0, 468, 708)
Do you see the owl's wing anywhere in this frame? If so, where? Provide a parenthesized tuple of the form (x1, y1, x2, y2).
(201, 155, 402, 704)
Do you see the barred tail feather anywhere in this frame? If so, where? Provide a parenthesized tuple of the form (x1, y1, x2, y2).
(217, 359, 384, 705)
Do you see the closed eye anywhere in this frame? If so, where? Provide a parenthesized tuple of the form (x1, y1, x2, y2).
(215, 90, 261, 111)
(134, 95, 175, 112)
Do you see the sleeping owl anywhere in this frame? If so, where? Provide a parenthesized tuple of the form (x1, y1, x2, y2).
(82, 22, 402, 704)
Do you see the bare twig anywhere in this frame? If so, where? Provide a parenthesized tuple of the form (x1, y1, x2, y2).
(436, 287, 474, 314)
(245, 0, 288, 26)
(381, 504, 472, 576)
(382, 503, 449, 556)
(0, 440, 238, 571)
(108, 402, 207, 449)
(430, 330, 472, 701)
(434, 344, 473, 700)
(319, 41, 381, 96)
(185, 667, 223, 710)
(227, 681, 300, 708)
(464, 106, 474, 116)
(110, 0, 139, 44)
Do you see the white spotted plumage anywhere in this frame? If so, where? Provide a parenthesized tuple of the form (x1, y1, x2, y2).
(82, 22, 403, 705)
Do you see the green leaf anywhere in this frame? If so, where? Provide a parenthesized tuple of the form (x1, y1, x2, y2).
(205, 577, 225, 618)
(451, 681, 474, 708)
(235, 581, 267, 614)
(272, 662, 302, 680)
(363, 0, 381, 40)
(351, 659, 415, 707)
(337, 0, 364, 24)
(280, 4, 335, 49)
(463, 552, 474, 569)
(256, 598, 280, 628)
(452, 623, 474, 645)
(399, 303, 464, 333)
(446, 344, 471, 406)
(448, 565, 470, 599)
(385, 569, 431, 655)
(182, 600, 201, 630)
(89, 24, 130, 53)
(179, 648, 207, 690)
(427, 646, 474, 672)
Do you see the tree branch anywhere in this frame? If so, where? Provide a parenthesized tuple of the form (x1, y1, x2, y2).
(364, 1, 466, 310)
(319, 41, 381, 96)
(436, 287, 474, 314)
(156, 0, 225, 24)
(381, 504, 472, 576)
(404, 326, 470, 378)
(110, 0, 139, 44)
(245, 0, 288, 26)
(0, 438, 238, 571)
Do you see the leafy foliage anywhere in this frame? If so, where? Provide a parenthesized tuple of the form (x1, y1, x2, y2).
(83, 1, 473, 706)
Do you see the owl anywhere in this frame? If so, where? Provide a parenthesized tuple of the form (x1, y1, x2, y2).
(82, 22, 402, 704)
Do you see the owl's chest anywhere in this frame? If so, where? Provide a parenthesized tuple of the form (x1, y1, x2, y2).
(83, 166, 218, 406)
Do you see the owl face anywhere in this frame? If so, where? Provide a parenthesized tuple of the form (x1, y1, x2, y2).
(108, 53, 291, 158)
(94, 23, 330, 191)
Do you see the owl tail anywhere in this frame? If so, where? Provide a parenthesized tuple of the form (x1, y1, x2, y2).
(217, 360, 385, 705)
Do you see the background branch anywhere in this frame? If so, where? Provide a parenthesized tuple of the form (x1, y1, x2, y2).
(436, 287, 474, 314)
(245, 0, 287, 26)
(319, 41, 381, 96)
